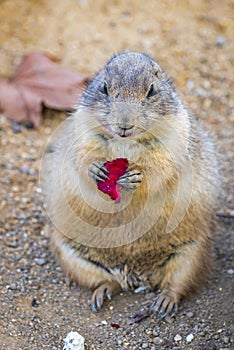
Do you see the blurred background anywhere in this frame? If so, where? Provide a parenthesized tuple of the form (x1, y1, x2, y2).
(1, 0, 233, 125)
(0, 0, 233, 79)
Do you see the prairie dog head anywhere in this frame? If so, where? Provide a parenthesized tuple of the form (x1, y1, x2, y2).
(79, 51, 185, 140)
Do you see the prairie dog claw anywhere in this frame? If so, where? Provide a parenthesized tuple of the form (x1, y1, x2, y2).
(117, 169, 143, 190)
(150, 290, 178, 319)
(88, 161, 109, 182)
(91, 281, 118, 313)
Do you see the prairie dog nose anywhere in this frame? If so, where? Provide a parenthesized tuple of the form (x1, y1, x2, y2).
(118, 124, 134, 131)
(118, 124, 134, 137)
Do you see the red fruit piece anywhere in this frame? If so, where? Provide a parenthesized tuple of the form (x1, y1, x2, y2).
(111, 323, 120, 329)
(97, 158, 129, 202)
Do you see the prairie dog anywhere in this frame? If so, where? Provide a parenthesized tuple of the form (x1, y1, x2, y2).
(42, 51, 219, 317)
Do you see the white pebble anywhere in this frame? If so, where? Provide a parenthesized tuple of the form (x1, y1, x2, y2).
(186, 80, 194, 90)
(63, 331, 85, 350)
(227, 269, 234, 275)
(34, 257, 47, 266)
(101, 320, 108, 325)
(186, 333, 194, 342)
(174, 334, 182, 342)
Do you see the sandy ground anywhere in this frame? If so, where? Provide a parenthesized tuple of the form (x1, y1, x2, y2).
(0, 0, 233, 349)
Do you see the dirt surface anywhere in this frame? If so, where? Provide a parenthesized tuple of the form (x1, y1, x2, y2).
(0, 0, 233, 349)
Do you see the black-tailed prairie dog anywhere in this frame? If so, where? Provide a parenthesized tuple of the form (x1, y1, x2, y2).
(42, 51, 219, 318)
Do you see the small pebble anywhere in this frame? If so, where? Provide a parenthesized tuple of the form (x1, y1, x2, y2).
(115, 338, 122, 346)
(31, 298, 40, 307)
(34, 258, 47, 266)
(227, 269, 234, 275)
(9, 283, 17, 290)
(12, 123, 22, 133)
(8, 241, 18, 248)
(223, 336, 230, 344)
(19, 165, 36, 175)
(153, 337, 163, 345)
(21, 197, 30, 204)
(186, 311, 194, 318)
(152, 329, 159, 336)
(63, 331, 85, 350)
(186, 333, 194, 342)
(2, 178, 11, 185)
(186, 80, 194, 90)
(174, 334, 182, 342)
(194, 87, 207, 97)
(101, 320, 108, 325)
(141, 342, 149, 348)
(216, 35, 227, 47)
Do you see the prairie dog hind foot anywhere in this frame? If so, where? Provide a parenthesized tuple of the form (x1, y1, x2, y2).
(91, 280, 121, 313)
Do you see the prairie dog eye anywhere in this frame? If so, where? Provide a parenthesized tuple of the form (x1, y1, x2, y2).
(101, 81, 108, 95)
(146, 83, 156, 98)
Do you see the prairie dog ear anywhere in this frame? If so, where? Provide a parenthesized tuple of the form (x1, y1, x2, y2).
(152, 62, 163, 79)
(155, 70, 162, 79)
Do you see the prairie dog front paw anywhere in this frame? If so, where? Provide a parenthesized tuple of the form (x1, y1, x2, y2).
(88, 161, 109, 183)
(117, 169, 143, 190)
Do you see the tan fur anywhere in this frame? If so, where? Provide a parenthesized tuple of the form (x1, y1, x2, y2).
(42, 51, 219, 315)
